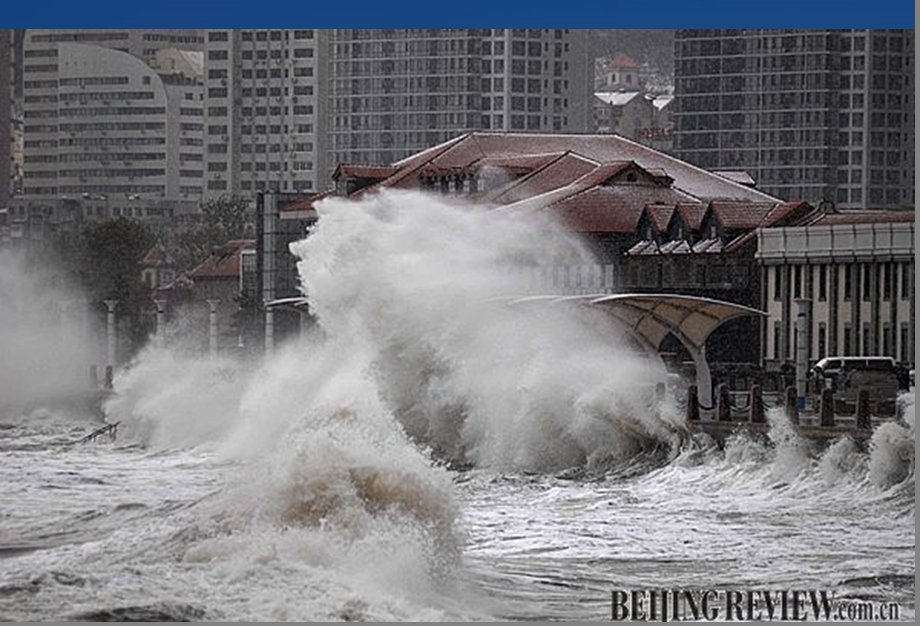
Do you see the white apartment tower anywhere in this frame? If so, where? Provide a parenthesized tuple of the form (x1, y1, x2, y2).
(330, 29, 592, 168)
(674, 29, 915, 209)
(21, 29, 204, 200)
(202, 29, 328, 199)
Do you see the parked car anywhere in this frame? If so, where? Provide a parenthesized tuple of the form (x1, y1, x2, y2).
(810, 356, 900, 409)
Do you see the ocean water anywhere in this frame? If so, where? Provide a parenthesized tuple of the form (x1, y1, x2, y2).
(0, 191, 914, 621)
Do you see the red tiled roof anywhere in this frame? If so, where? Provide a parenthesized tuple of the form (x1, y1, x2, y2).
(142, 242, 175, 267)
(610, 53, 639, 69)
(759, 200, 813, 228)
(388, 133, 779, 204)
(332, 164, 399, 181)
(549, 187, 647, 233)
(489, 153, 600, 205)
(709, 201, 777, 230)
(807, 210, 915, 226)
(675, 203, 707, 230)
(280, 191, 334, 214)
(645, 204, 675, 232)
(478, 152, 568, 174)
(189, 239, 254, 280)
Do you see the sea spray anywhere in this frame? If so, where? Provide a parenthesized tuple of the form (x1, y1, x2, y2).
(867, 390, 915, 490)
(293, 189, 677, 472)
(104, 345, 250, 448)
(0, 250, 95, 419)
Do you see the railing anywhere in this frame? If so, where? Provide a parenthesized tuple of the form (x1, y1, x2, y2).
(75, 421, 119, 444)
(685, 382, 895, 443)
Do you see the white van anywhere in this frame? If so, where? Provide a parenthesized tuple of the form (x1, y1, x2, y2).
(810, 356, 899, 407)
(811, 356, 897, 378)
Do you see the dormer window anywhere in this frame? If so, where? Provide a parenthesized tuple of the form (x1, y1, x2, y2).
(626, 171, 638, 182)
(709, 222, 717, 239)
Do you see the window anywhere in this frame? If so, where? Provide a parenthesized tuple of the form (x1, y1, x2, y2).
(773, 266, 782, 301)
(900, 324, 910, 364)
(208, 31, 228, 42)
(862, 265, 871, 301)
(818, 323, 827, 359)
(843, 324, 852, 356)
(862, 323, 871, 355)
(793, 265, 802, 298)
(901, 263, 911, 300)
(818, 265, 827, 301)
(773, 321, 782, 360)
(883, 263, 892, 300)
(844, 265, 852, 300)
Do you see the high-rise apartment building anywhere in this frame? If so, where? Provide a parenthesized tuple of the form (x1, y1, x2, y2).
(674, 29, 914, 209)
(20, 29, 204, 200)
(330, 29, 591, 168)
(2, 30, 11, 207)
(202, 29, 329, 199)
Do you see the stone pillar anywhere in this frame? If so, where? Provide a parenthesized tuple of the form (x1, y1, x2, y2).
(154, 299, 168, 341)
(795, 298, 811, 411)
(264, 308, 275, 355)
(819, 387, 835, 427)
(717, 383, 731, 422)
(686, 384, 699, 422)
(785, 385, 799, 424)
(689, 344, 713, 417)
(856, 388, 871, 430)
(750, 384, 764, 423)
(104, 299, 118, 369)
(207, 299, 220, 359)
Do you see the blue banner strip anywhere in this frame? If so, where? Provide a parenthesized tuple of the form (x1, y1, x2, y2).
(1, 0, 915, 28)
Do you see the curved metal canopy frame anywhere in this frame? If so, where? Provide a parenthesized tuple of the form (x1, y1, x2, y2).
(508, 293, 767, 411)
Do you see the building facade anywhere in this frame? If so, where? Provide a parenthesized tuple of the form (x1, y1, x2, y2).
(201, 29, 329, 199)
(674, 29, 915, 209)
(594, 91, 673, 152)
(758, 211, 915, 370)
(20, 29, 204, 200)
(330, 29, 592, 168)
(2, 30, 11, 208)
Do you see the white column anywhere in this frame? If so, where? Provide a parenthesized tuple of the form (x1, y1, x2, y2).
(690, 344, 713, 418)
(207, 299, 220, 359)
(104, 299, 118, 368)
(264, 308, 274, 356)
(795, 298, 810, 410)
(154, 299, 168, 342)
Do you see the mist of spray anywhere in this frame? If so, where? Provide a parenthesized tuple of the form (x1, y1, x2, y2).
(292, 189, 677, 473)
(0, 250, 96, 419)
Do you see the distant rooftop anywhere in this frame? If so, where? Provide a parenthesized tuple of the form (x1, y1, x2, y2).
(594, 91, 642, 106)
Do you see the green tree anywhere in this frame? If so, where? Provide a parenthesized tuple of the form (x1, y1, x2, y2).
(171, 196, 255, 272)
(81, 218, 155, 353)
